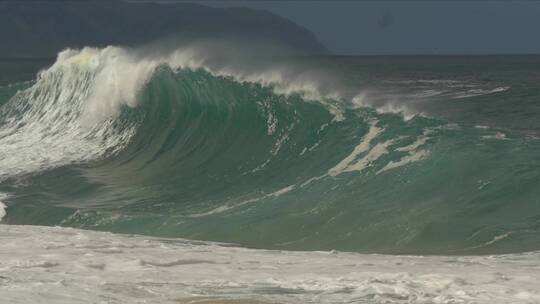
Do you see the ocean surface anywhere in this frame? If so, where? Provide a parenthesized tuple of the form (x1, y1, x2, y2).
(1, 46, 540, 303)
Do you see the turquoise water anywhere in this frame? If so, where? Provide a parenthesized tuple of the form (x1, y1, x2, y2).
(1, 49, 539, 254)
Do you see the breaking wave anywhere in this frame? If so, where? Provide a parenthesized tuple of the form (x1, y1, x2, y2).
(1, 45, 540, 254)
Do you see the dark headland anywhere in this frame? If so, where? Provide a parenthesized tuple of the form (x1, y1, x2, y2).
(0, 1, 329, 58)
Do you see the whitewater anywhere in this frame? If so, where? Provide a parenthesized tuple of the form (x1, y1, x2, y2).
(2, 224, 540, 304)
(1, 44, 540, 303)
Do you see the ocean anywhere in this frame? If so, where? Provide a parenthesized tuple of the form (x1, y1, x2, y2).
(1, 46, 539, 303)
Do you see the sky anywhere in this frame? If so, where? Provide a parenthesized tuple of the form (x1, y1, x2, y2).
(194, 0, 540, 55)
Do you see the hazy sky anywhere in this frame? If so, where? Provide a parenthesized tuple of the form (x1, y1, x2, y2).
(195, 1, 540, 55)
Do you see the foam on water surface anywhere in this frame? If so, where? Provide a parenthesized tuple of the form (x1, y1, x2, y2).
(0, 202, 6, 221)
(1, 224, 539, 304)
(0, 193, 8, 221)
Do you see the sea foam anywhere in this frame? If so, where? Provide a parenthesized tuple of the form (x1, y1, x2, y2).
(1, 224, 539, 304)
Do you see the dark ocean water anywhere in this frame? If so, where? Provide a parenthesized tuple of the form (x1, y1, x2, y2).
(1, 48, 539, 255)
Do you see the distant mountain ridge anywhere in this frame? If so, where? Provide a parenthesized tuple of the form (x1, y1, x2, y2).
(0, 1, 329, 58)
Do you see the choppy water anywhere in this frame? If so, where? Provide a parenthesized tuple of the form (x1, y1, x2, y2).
(1, 45, 539, 303)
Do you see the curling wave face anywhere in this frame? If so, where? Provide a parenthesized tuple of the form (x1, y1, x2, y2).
(1, 46, 540, 254)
